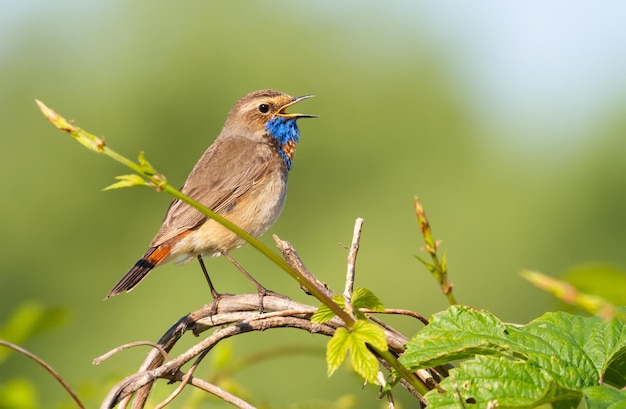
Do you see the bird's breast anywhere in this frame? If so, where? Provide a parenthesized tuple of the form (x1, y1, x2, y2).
(169, 168, 288, 262)
(226, 168, 288, 237)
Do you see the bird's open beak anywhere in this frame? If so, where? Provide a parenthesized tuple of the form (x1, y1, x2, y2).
(276, 95, 317, 119)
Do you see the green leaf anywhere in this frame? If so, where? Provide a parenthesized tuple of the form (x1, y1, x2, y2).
(327, 327, 350, 377)
(605, 348, 626, 390)
(351, 288, 384, 320)
(103, 174, 148, 190)
(349, 320, 387, 384)
(349, 336, 380, 384)
(582, 385, 626, 409)
(400, 305, 511, 369)
(137, 151, 156, 175)
(601, 311, 626, 388)
(311, 295, 345, 324)
(414, 255, 437, 274)
(509, 312, 625, 389)
(401, 306, 626, 407)
(506, 313, 600, 389)
(312, 290, 383, 323)
(425, 355, 582, 409)
(351, 288, 384, 312)
(326, 320, 388, 384)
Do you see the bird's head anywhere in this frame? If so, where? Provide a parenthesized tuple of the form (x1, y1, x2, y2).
(222, 89, 316, 169)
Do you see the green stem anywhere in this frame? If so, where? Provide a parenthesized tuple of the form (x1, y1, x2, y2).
(414, 196, 457, 306)
(429, 254, 456, 305)
(445, 292, 457, 306)
(36, 99, 353, 325)
(37, 100, 427, 393)
(373, 346, 430, 396)
(161, 183, 352, 323)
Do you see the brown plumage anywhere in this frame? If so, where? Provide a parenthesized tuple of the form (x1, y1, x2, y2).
(106, 89, 315, 299)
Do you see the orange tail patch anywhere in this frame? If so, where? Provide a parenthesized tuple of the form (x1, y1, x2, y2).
(105, 245, 171, 299)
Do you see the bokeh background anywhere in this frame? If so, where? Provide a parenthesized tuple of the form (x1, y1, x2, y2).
(1, 1, 625, 407)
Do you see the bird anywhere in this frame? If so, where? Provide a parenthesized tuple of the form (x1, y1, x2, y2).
(105, 89, 315, 300)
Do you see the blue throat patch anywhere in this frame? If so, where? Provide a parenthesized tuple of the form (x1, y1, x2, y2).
(265, 117, 301, 170)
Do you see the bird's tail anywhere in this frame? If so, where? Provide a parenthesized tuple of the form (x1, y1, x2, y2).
(105, 245, 170, 299)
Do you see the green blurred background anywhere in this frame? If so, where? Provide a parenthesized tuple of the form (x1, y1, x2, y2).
(1, 1, 625, 407)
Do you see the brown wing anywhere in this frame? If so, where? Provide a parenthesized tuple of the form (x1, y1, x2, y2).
(150, 137, 277, 247)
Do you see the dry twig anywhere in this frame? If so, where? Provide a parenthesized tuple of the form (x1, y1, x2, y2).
(100, 235, 433, 408)
(0, 340, 85, 409)
(343, 218, 364, 315)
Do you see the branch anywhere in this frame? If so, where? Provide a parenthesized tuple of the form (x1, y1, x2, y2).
(274, 235, 430, 394)
(99, 292, 431, 408)
(169, 371, 255, 409)
(101, 295, 337, 408)
(273, 234, 333, 298)
(343, 218, 364, 316)
(35, 102, 440, 406)
(36, 100, 354, 325)
(93, 341, 171, 365)
(0, 340, 84, 409)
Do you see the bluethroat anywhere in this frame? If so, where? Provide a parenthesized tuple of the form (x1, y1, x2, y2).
(106, 89, 315, 299)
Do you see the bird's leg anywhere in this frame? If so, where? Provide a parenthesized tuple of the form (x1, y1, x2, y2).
(220, 251, 285, 312)
(197, 255, 222, 302)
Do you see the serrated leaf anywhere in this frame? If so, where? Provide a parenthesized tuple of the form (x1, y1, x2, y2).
(311, 295, 345, 324)
(400, 305, 511, 369)
(401, 306, 626, 407)
(349, 334, 381, 384)
(348, 320, 387, 384)
(138, 151, 156, 175)
(506, 314, 599, 389)
(327, 327, 350, 377)
(351, 288, 384, 313)
(351, 319, 387, 352)
(596, 313, 626, 389)
(311, 305, 336, 324)
(508, 312, 625, 389)
(582, 385, 626, 409)
(103, 174, 148, 190)
(326, 320, 387, 384)
(604, 345, 626, 389)
(425, 355, 582, 409)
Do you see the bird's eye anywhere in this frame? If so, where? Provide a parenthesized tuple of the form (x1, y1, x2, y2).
(258, 104, 270, 114)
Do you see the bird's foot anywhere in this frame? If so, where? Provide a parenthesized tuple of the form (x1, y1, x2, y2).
(255, 287, 290, 313)
(207, 291, 233, 317)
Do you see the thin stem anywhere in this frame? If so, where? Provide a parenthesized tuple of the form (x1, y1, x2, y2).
(343, 218, 364, 316)
(36, 100, 353, 326)
(414, 196, 457, 305)
(37, 101, 427, 397)
(171, 372, 255, 409)
(155, 349, 209, 409)
(362, 308, 429, 326)
(372, 346, 430, 396)
(93, 341, 171, 365)
(0, 340, 84, 409)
